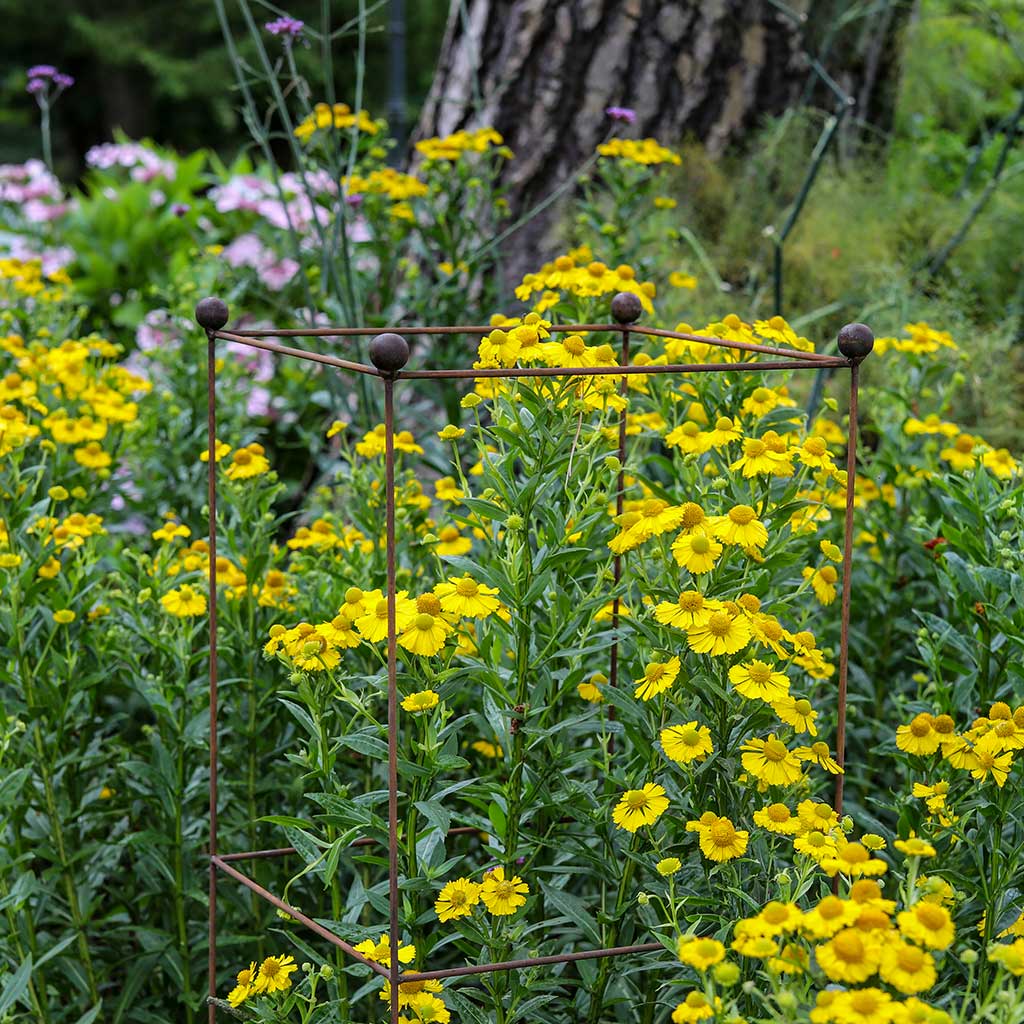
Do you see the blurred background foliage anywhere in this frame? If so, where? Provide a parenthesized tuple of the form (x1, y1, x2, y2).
(0, 0, 449, 169)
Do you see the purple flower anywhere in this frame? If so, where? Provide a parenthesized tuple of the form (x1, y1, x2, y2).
(171, 202, 190, 217)
(27, 65, 57, 79)
(26, 79, 46, 96)
(605, 106, 637, 124)
(265, 16, 304, 39)
(53, 74, 74, 90)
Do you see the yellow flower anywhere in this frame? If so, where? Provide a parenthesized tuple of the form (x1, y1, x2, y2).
(200, 439, 231, 462)
(816, 928, 882, 983)
(612, 783, 669, 832)
(802, 895, 859, 939)
(471, 740, 503, 759)
(729, 660, 789, 702)
(398, 596, 453, 656)
(660, 722, 713, 765)
(227, 962, 257, 1007)
(224, 443, 270, 480)
(897, 902, 955, 949)
(686, 606, 751, 656)
(326, 419, 348, 438)
(677, 935, 726, 971)
(988, 938, 1024, 976)
(695, 816, 748, 862)
(479, 867, 529, 916)
(577, 672, 606, 703)
(152, 520, 191, 543)
(896, 714, 941, 756)
(37, 557, 61, 579)
(74, 441, 111, 469)
(434, 878, 481, 922)
(654, 590, 717, 629)
(53, 609, 76, 624)
(354, 933, 416, 967)
(252, 954, 297, 994)
(710, 505, 768, 548)
(880, 940, 937, 994)
(633, 656, 681, 701)
(740, 735, 803, 786)
(668, 271, 696, 288)
(670, 991, 714, 1023)
(796, 799, 840, 834)
(437, 424, 466, 441)
(820, 842, 887, 878)
(894, 837, 936, 859)
(597, 137, 681, 166)
(753, 803, 799, 835)
(160, 585, 207, 618)
(832, 987, 895, 1024)
(434, 575, 500, 618)
(803, 565, 839, 605)
(435, 525, 471, 556)
(670, 530, 722, 574)
(730, 437, 790, 478)
(771, 695, 818, 735)
(657, 857, 682, 876)
(796, 436, 834, 470)
(794, 741, 843, 774)
(402, 690, 440, 713)
(355, 592, 417, 642)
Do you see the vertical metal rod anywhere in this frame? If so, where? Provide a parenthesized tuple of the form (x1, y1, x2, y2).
(833, 362, 859, 817)
(607, 328, 630, 752)
(206, 330, 219, 1021)
(384, 378, 401, 1024)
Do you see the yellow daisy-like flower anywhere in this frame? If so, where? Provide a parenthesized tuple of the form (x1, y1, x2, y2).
(434, 575, 500, 617)
(697, 817, 749, 862)
(897, 902, 955, 950)
(434, 878, 481, 922)
(356, 592, 417, 642)
(988, 938, 1024, 976)
(634, 656, 681, 701)
(801, 895, 859, 939)
(612, 783, 670, 832)
(252, 954, 297, 994)
(795, 741, 844, 774)
(833, 988, 894, 1024)
(227, 962, 257, 1007)
(753, 802, 800, 835)
(793, 830, 839, 863)
(803, 565, 839, 605)
(730, 437, 789, 478)
(894, 837, 936, 858)
(435, 525, 472, 556)
(399, 610, 452, 657)
(796, 799, 840, 834)
(437, 424, 466, 441)
(670, 991, 715, 1023)
(816, 928, 882, 983)
(771, 695, 818, 735)
(657, 857, 682, 876)
(53, 608, 76, 624)
(730, 933, 778, 959)
(820, 842, 888, 878)
(677, 935, 726, 971)
(880, 940, 937, 994)
(479, 867, 529, 916)
(796, 436, 834, 470)
(353, 933, 417, 967)
(728, 660, 789, 702)
(402, 690, 440, 713)
(686, 607, 751, 656)
(740, 735, 803, 786)
(704, 415, 742, 448)
(710, 505, 768, 548)
(654, 590, 717, 630)
(671, 530, 722, 574)
(160, 585, 207, 618)
(660, 722, 713, 765)
(577, 672, 606, 703)
(224, 443, 271, 481)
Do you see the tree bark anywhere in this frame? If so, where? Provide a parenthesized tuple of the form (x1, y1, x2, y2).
(414, 0, 907, 280)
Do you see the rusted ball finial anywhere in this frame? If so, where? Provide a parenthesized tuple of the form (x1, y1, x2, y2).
(837, 322, 874, 360)
(195, 296, 229, 332)
(369, 332, 409, 375)
(610, 291, 642, 325)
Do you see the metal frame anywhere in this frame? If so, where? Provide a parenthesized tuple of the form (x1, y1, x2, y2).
(198, 298, 869, 1021)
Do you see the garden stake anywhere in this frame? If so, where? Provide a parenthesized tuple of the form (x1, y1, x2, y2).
(198, 296, 869, 1013)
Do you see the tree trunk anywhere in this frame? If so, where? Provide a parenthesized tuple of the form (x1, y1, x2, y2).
(414, 0, 907, 280)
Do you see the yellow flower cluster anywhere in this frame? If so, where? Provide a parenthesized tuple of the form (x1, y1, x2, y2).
(286, 516, 372, 555)
(434, 867, 529, 922)
(897, 702, 1023, 788)
(294, 102, 381, 143)
(343, 167, 428, 201)
(874, 321, 958, 356)
(226, 954, 297, 1008)
(415, 126, 509, 163)
(0, 258, 70, 301)
(514, 246, 657, 314)
(351, 934, 451, 1021)
(264, 575, 504, 670)
(596, 137, 681, 166)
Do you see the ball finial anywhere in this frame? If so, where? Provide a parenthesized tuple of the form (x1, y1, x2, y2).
(369, 332, 409, 375)
(195, 297, 229, 332)
(610, 291, 642, 324)
(837, 322, 874, 360)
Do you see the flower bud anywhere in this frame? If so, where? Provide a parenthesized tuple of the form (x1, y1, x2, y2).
(776, 991, 798, 1011)
(320, 964, 335, 980)
(506, 513, 524, 531)
(301, 962, 312, 973)
(961, 949, 978, 965)
(713, 962, 740, 986)
(636, 892, 650, 906)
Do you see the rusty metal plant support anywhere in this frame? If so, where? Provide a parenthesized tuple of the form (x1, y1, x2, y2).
(195, 294, 873, 1021)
